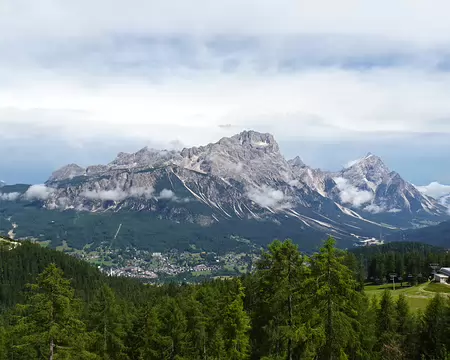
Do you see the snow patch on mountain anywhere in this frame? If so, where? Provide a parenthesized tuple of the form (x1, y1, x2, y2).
(333, 177, 373, 207)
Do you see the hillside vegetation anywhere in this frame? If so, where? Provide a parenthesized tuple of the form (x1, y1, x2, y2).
(1, 239, 450, 359)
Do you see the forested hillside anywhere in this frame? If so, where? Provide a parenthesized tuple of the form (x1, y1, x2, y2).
(387, 220, 450, 249)
(351, 242, 449, 284)
(1, 239, 450, 359)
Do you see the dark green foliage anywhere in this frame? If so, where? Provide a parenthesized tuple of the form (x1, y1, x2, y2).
(388, 220, 450, 249)
(351, 241, 447, 284)
(87, 284, 128, 359)
(2, 239, 450, 359)
(308, 237, 364, 359)
(9, 264, 96, 359)
(419, 294, 449, 359)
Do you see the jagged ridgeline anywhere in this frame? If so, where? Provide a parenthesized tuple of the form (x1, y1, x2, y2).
(0, 130, 448, 251)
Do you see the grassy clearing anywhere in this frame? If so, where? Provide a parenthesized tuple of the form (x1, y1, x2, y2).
(56, 240, 72, 252)
(424, 282, 450, 294)
(364, 282, 437, 311)
(35, 240, 51, 247)
(192, 270, 212, 276)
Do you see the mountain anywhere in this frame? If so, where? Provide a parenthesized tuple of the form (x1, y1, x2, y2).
(329, 153, 447, 225)
(439, 194, 450, 209)
(387, 219, 450, 249)
(0, 130, 448, 251)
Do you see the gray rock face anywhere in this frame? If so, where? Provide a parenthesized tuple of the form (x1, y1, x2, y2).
(439, 194, 450, 209)
(109, 148, 182, 170)
(41, 130, 448, 234)
(330, 154, 446, 216)
(48, 164, 86, 182)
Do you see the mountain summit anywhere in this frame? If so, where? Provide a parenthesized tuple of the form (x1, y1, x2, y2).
(44, 130, 446, 221)
(3, 130, 446, 250)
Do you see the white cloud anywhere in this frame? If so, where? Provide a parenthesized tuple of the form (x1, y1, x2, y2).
(3, 1, 450, 186)
(0, 192, 20, 201)
(333, 177, 373, 208)
(81, 186, 154, 201)
(81, 189, 128, 202)
(3, 0, 450, 44)
(364, 204, 385, 214)
(158, 189, 176, 200)
(156, 189, 190, 203)
(24, 184, 55, 200)
(247, 185, 291, 209)
(344, 158, 362, 169)
(3, 67, 450, 153)
(363, 204, 401, 214)
(129, 186, 155, 199)
(415, 182, 450, 199)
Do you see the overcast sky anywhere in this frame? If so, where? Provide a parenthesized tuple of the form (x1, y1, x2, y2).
(1, 0, 450, 187)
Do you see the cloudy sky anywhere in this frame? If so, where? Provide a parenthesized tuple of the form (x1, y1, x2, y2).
(1, 1, 450, 190)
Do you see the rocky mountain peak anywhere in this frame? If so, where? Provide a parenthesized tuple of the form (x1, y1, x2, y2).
(340, 153, 391, 189)
(288, 156, 306, 168)
(228, 130, 279, 152)
(109, 147, 181, 169)
(48, 164, 86, 182)
(178, 130, 289, 184)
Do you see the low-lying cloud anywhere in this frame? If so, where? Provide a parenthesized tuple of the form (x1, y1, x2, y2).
(247, 185, 291, 210)
(158, 189, 176, 200)
(363, 203, 401, 214)
(415, 182, 450, 199)
(24, 184, 55, 200)
(334, 177, 373, 208)
(0, 192, 20, 201)
(81, 186, 154, 201)
(156, 189, 190, 203)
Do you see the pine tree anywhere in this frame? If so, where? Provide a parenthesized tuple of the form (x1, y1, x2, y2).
(147, 297, 188, 360)
(253, 239, 310, 360)
(182, 296, 208, 359)
(88, 283, 128, 359)
(0, 321, 6, 360)
(222, 279, 251, 360)
(396, 294, 410, 337)
(420, 294, 448, 359)
(308, 237, 362, 360)
(377, 290, 397, 336)
(9, 263, 95, 360)
(375, 289, 400, 356)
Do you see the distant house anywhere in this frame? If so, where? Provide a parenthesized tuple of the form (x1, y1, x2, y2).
(434, 273, 449, 284)
(439, 267, 450, 277)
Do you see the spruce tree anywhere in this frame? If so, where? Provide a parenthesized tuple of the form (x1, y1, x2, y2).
(396, 294, 410, 337)
(9, 263, 95, 360)
(377, 290, 397, 336)
(420, 294, 448, 359)
(222, 279, 251, 360)
(375, 289, 401, 356)
(253, 239, 310, 360)
(88, 283, 128, 359)
(0, 321, 6, 360)
(307, 237, 362, 360)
